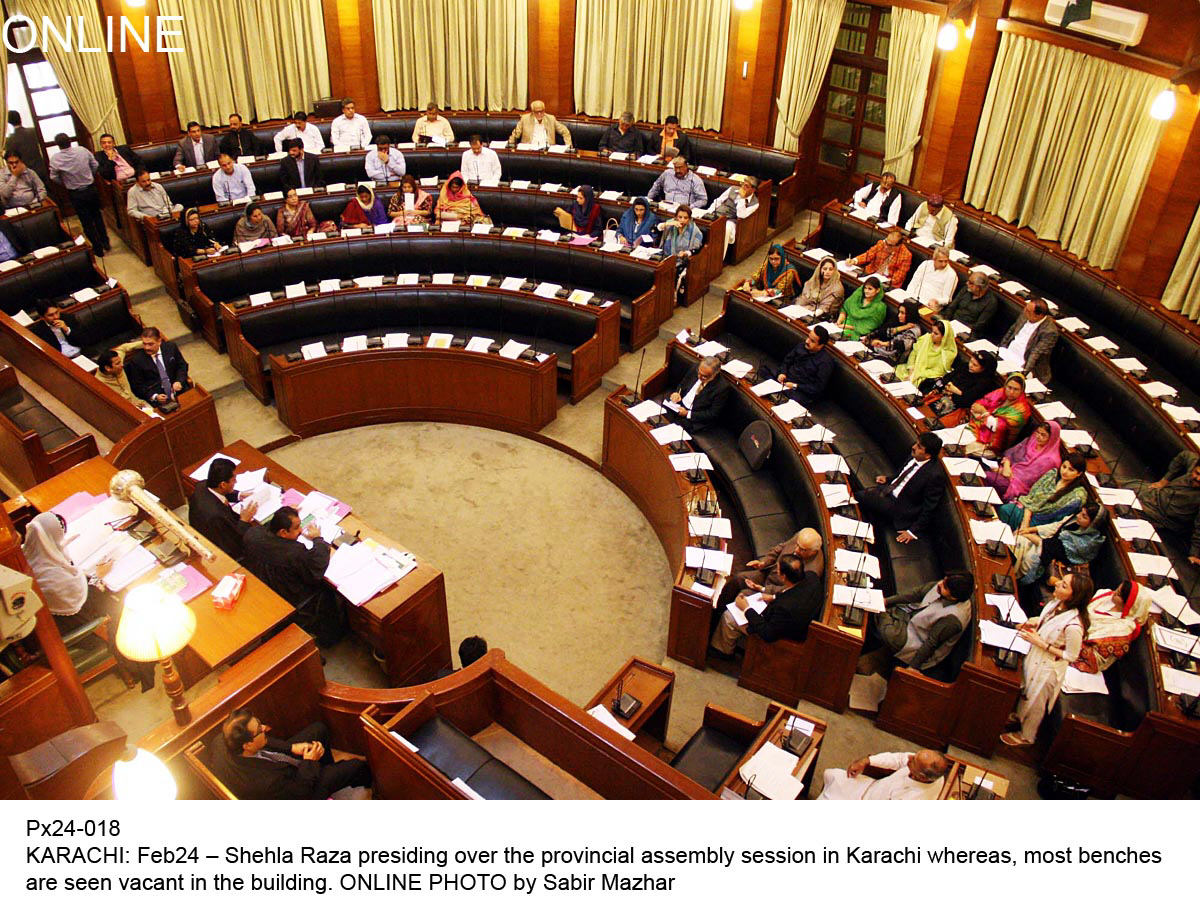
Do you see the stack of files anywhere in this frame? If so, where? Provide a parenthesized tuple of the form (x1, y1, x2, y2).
(66, 524, 127, 572)
(956, 484, 1002, 505)
(882, 379, 921, 398)
(627, 400, 663, 422)
(650, 423, 690, 445)
(833, 548, 881, 579)
(1126, 552, 1176, 579)
(1152, 624, 1200, 659)
(779, 304, 815, 320)
(1057, 316, 1090, 334)
(792, 424, 835, 444)
(772, 400, 807, 423)
(1095, 485, 1141, 509)
(325, 540, 417, 605)
(152, 562, 213, 603)
(98, 533, 158, 592)
(969, 518, 1015, 547)
(858, 358, 896, 378)
(294, 489, 351, 524)
(1114, 518, 1159, 542)
(50, 491, 107, 524)
(805, 453, 849, 475)
(819, 483, 855, 508)
(669, 452, 713, 473)
(750, 378, 785, 397)
(933, 423, 972, 446)
(725, 592, 767, 627)
(942, 456, 986, 477)
(694, 340, 730, 358)
(832, 584, 885, 612)
(64, 496, 138, 543)
(1035, 401, 1074, 421)
(586, 704, 636, 741)
(1059, 430, 1098, 450)
(738, 742, 803, 799)
(684, 546, 733, 574)
(234, 482, 283, 524)
(722, 359, 754, 378)
(687, 516, 732, 539)
(1160, 666, 1200, 697)
(1162, 403, 1200, 425)
(499, 339, 531, 359)
(985, 593, 1027, 623)
(1062, 667, 1108, 695)
(834, 340, 868, 356)
(1149, 584, 1199, 626)
(830, 514, 874, 542)
(979, 621, 1030, 654)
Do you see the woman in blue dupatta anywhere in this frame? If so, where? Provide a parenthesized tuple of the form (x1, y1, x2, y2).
(618, 197, 656, 246)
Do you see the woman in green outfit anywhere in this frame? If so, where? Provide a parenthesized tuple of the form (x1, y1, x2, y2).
(997, 451, 1090, 531)
(838, 277, 886, 341)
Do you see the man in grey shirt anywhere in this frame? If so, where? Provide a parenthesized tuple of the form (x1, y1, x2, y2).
(48, 132, 109, 253)
(0, 151, 47, 208)
(647, 156, 708, 208)
(126, 168, 181, 220)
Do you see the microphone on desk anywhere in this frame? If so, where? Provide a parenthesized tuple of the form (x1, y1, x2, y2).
(688, 297, 707, 347)
(994, 622, 1023, 670)
(620, 348, 648, 406)
(1169, 625, 1200, 673)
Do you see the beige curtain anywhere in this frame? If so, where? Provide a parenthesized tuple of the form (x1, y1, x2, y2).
(373, 0, 528, 111)
(9, 0, 125, 142)
(883, 7, 937, 183)
(159, 0, 330, 126)
(1163, 203, 1200, 321)
(574, 0, 730, 130)
(771, 0, 845, 151)
(964, 32, 1167, 270)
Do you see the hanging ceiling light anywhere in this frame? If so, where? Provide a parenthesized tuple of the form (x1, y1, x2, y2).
(1150, 88, 1177, 121)
(937, 22, 959, 51)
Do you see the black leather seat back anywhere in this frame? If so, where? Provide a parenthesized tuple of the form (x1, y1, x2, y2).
(0, 249, 105, 311)
(2, 211, 69, 252)
(65, 295, 139, 353)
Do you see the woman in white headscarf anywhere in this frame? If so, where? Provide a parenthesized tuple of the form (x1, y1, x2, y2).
(22, 512, 154, 690)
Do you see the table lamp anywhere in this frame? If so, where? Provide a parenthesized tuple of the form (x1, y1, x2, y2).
(112, 747, 177, 801)
(115, 584, 197, 726)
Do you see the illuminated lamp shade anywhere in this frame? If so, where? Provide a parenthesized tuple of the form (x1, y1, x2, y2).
(733, 0, 754, 11)
(1150, 88, 1176, 121)
(115, 584, 196, 662)
(112, 748, 177, 801)
(937, 22, 958, 51)
(126, 0, 148, 8)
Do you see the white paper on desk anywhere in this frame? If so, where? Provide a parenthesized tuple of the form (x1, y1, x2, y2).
(739, 744, 803, 800)
(1095, 486, 1139, 509)
(688, 516, 732, 539)
(965, 338, 999, 353)
(834, 548, 881, 579)
(1112, 356, 1147, 373)
(634, 154, 658, 165)
(325, 542, 372, 583)
(247, 291, 272, 306)
(1162, 403, 1200, 424)
(726, 592, 767, 628)
(995, 357, 1023, 376)
(629, 245, 662, 260)
(190, 452, 240, 481)
(1162, 665, 1200, 697)
(232, 467, 266, 492)
(500, 227, 528, 239)
(12, 309, 34, 325)
(261, 191, 284, 203)
(424, 332, 452, 349)
(627, 400, 663, 422)
(751, 378, 785, 397)
(318, 278, 340, 293)
(858, 359, 895, 378)
(883, 379, 921, 398)
(1127, 552, 1176, 578)
(998, 279, 1029, 296)
(969, 518, 1015, 547)
(1084, 335, 1119, 352)
(71, 354, 98, 373)
(587, 704, 636, 741)
(933, 423, 972, 446)
(342, 335, 368, 353)
(283, 282, 307, 300)
(425, 272, 452, 286)
(670, 452, 713, 472)
(942, 456, 986, 477)
(956, 484, 1002, 505)
(849, 208, 872, 221)
(598, 190, 622, 201)
(1114, 517, 1159, 542)
(237, 240, 262, 254)
(834, 340, 868, 357)
(884, 287, 909, 304)
(373, 222, 396, 235)
(722, 359, 754, 379)
(830, 514, 874, 542)
(805, 453, 849, 475)
(779, 304, 815, 320)
(650, 423, 691, 445)
(301, 342, 328, 360)
(235, 483, 281, 523)
(71, 286, 99, 303)
(600, 241, 623, 253)
(798, 248, 831, 264)
(1059, 430, 1098, 450)
(693, 340, 730, 358)
(793, 424, 835, 443)
(536, 229, 561, 243)
(986, 593, 1027, 624)
(568, 289, 594, 305)
(684, 546, 733, 574)
(1035, 400, 1074, 421)
(0, 259, 22, 273)
(439, 220, 461, 233)
(772, 400, 807, 423)
(833, 584, 886, 613)
(1141, 380, 1178, 399)
(467, 274, 492, 288)
(1054, 316, 1088, 334)
(464, 336, 493, 354)
(979, 621, 1030, 654)
(101, 542, 157, 592)
(499, 339, 531, 360)
(383, 332, 409, 348)
(533, 281, 561, 299)
(1063, 667, 1109, 695)
(819, 483, 855, 508)
(1153, 624, 1200, 659)
(498, 276, 526, 291)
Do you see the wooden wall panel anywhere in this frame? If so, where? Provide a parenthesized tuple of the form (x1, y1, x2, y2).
(101, 0, 180, 143)
(722, 0, 785, 143)
(1006, 0, 1200, 68)
(322, 0, 381, 114)
(527, 0, 575, 115)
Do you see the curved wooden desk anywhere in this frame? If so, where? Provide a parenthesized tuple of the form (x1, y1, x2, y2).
(269, 344, 557, 438)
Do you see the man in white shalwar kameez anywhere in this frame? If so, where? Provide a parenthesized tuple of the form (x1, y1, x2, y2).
(819, 750, 950, 800)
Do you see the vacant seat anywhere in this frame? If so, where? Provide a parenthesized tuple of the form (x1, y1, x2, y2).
(669, 726, 748, 792)
(8, 721, 127, 800)
(407, 716, 550, 800)
(0, 386, 78, 452)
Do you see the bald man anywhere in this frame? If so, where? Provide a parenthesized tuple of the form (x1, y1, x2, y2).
(724, 527, 824, 603)
(507, 100, 572, 148)
(819, 750, 951, 800)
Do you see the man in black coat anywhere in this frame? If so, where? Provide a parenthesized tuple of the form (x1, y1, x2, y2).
(218, 113, 262, 159)
(4, 111, 48, 183)
(123, 326, 190, 405)
(778, 326, 834, 404)
(668, 355, 729, 433)
(244, 507, 346, 647)
(857, 433, 946, 543)
(711, 554, 822, 656)
(94, 132, 144, 181)
(188, 458, 257, 559)
(278, 138, 323, 191)
(29, 305, 83, 358)
(209, 708, 370, 799)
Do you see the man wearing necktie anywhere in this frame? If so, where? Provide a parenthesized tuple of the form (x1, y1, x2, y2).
(124, 326, 190, 405)
(856, 433, 945, 543)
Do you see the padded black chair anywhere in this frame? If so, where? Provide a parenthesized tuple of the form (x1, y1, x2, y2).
(669, 726, 749, 793)
(407, 716, 550, 800)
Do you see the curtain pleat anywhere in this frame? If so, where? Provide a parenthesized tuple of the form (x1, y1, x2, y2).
(373, 0, 528, 111)
(883, 7, 937, 183)
(1163, 203, 1200, 321)
(573, 0, 730, 130)
(771, 0, 845, 152)
(964, 32, 1167, 270)
(159, 0, 330, 126)
(9, 0, 126, 142)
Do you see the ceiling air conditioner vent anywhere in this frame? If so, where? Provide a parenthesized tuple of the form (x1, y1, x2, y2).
(1044, 0, 1149, 46)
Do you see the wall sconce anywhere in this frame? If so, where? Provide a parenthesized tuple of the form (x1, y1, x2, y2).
(1149, 88, 1177, 121)
(115, 583, 197, 726)
(937, 22, 959, 51)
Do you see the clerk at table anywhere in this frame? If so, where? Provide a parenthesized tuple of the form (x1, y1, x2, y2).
(189, 457, 257, 560)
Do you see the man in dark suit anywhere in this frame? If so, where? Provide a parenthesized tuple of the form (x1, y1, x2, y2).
(173, 121, 220, 171)
(94, 133, 144, 181)
(29, 305, 83, 358)
(4, 111, 48, 183)
(244, 507, 346, 647)
(711, 554, 822, 656)
(209, 708, 370, 799)
(857, 432, 946, 543)
(188, 458, 257, 559)
(278, 138, 322, 191)
(218, 113, 262, 159)
(668, 355, 729, 432)
(123, 326, 190, 405)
